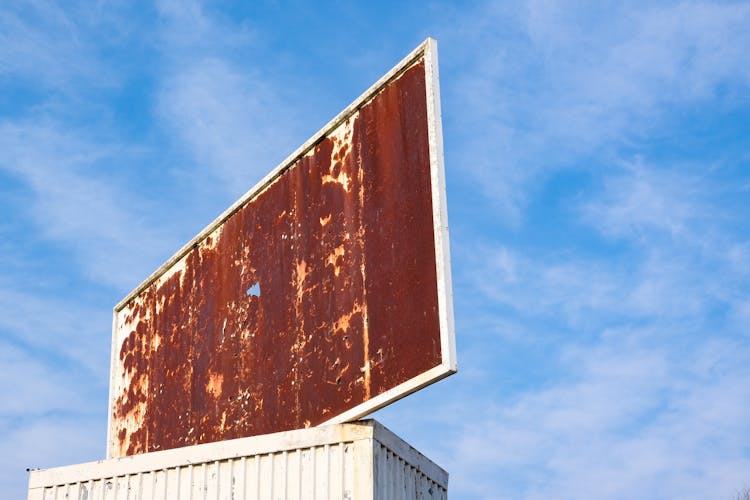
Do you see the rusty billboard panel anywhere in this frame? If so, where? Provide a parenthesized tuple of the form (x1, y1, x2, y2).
(107, 38, 455, 458)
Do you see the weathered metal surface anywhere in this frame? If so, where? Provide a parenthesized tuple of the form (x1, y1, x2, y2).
(28, 420, 449, 500)
(109, 40, 454, 458)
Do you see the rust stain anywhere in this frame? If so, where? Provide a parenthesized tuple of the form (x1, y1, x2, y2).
(326, 244, 346, 277)
(111, 59, 442, 456)
(332, 303, 362, 334)
(207, 373, 223, 397)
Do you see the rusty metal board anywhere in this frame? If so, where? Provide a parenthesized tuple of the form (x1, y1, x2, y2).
(107, 38, 456, 458)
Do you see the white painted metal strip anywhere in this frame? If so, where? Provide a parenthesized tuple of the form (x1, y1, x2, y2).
(35, 423, 375, 488)
(424, 37, 458, 375)
(370, 419, 448, 487)
(322, 364, 453, 427)
(29, 420, 447, 499)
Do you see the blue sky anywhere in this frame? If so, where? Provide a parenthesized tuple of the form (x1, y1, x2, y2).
(2, 1, 750, 498)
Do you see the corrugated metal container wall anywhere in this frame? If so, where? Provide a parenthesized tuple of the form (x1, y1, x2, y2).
(27, 420, 447, 500)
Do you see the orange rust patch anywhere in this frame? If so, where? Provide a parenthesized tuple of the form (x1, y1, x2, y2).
(332, 304, 362, 334)
(321, 168, 351, 192)
(207, 373, 223, 397)
(151, 333, 161, 351)
(326, 245, 346, 277)
(296, 259, 309, 286)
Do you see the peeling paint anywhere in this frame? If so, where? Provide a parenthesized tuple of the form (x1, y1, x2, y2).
(110, 59, 442, 457)
(326, 244, 346, 277)
(207, 373, 224, 397)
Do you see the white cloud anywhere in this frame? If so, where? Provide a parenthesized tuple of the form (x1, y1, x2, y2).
(726, 242, 750, 276)
(152, 0, 305, 200)
(0, 340, 96, 417)
(581, 159, 710, 241)
(445, 0, 750, 221)
(155, 0, 257, 51)
(467, 234, 748, 342)
(520, 0, 750, 144)
(443, 331, 750, 499)
(578, 157, 750, 324)
(467, 244, 636, 326)
(158, 58, 300, 195)
(0, 286, 110, 377)
(376, 311, 750, 499)
(0, 340, 106, 498)
(0, 121, 176, 290)
(729, 298, 750, 335)
(448, 144, 750, 498)
(0, 1, 116, 91)
(0, 415, 104, 499)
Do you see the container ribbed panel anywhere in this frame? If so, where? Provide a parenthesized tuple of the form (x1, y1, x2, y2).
(373, 442, 447, 500)
(34, 445, 354, 500)
(28, 420, 448, 500)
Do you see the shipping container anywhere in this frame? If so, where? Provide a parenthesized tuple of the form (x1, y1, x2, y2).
(27, 419, 447, 499)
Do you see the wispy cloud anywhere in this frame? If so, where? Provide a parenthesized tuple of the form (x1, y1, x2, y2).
(443, 66, 750, 495)
(464, 153, 750, 331)
(0, 340, 98, 417)
(154, 0, 257, 53)
(0, 414, 104, 499)
(580, 157, 750, 317)
(151, 0, 307, 203)
(0, 1, 125, 93)
(0, 286, 110, 376)
(158, 58, 301, 195)
(444, 1, 750, 222)
(581, 159, 706, 241)
(0, 121, 176, 290)
(0, 339, 106, 499)
(376, 313, 750, 498)
(443, 329, 750, 499)
(466, 244, 708, 328)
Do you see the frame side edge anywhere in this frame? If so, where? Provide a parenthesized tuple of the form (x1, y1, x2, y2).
(424, 38, 457, 373)
(105, 307, 118, 458)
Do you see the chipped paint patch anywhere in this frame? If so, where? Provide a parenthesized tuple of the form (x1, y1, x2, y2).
(321, 169, 351, 192)
(326, 244, 346, 277)
(207, 373, 224, 397)
(321, 114, 356, 192)
(296, 259, 309, 286)
(332, 304, 362, 334)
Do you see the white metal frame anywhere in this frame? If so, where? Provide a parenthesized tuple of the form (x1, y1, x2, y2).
(107, 38, 456, 456)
